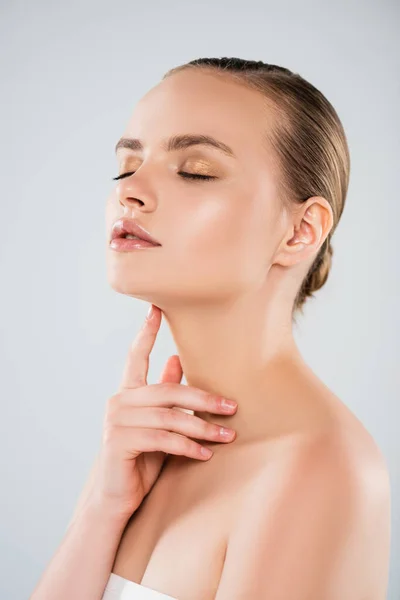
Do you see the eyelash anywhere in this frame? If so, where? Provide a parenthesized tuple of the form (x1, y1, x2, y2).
(112, 171, 216, 182)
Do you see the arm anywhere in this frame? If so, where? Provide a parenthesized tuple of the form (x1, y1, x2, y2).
(215, 434, 389, 600)
(65, 453, 101, 531)
(30, 497, 131, 600)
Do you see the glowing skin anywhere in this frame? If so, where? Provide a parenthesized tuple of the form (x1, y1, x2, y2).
(105, 68, 334, 447)
(104, 69, 390, 599)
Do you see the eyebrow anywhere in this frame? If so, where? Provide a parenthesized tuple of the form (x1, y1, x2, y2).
(114, 134, 237, 159)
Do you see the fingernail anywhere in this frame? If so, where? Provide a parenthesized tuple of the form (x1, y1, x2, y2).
(147, 305, 154, 320)
(201, 446, 213, 458)
(220, 427, 236, 439)
(220, 397, 237, 410)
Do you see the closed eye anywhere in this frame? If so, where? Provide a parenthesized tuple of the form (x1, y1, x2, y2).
(112, 171, 216, 182)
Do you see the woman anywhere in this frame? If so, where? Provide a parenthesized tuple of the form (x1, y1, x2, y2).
(31, 57, 391, 600)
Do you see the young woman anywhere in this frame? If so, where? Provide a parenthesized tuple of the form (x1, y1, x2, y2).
(31, 57, 391, 600)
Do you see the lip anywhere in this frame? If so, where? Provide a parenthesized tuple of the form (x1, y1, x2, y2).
(110, 218, 161, 246)
(110, 237, 160, 251)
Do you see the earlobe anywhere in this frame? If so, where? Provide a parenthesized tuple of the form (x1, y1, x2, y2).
(272, 233, 308, 268)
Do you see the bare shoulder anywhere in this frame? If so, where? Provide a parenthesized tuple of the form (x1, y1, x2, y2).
(243, 416, 390, 516)
(254, 380, 391, 526)
(265, 358, 391, 500)
(220, 414, 391, 599)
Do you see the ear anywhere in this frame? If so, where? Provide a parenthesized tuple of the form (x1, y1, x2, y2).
(273, 196, 334, 268)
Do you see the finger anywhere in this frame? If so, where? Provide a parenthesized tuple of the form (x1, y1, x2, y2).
(118, 427, 213, 461)
(158, 354, 183, 385)
(156, 354, 184, 461)
(158, 354, 189, 416)
(117, 383, 234, 417)
(108, 405, 236, 444)
(118, 304, 162, 391)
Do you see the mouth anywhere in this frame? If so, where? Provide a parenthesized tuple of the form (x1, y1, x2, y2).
(110, 236, 161, 251)
(110, 218, 162, 247)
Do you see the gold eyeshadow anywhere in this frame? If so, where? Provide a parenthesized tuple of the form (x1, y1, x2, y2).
(183, 159, 219, 176)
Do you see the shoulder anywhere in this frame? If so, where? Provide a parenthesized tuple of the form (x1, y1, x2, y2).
(216, 429, 391, 599)
(250, 424, 391, 522)
(258, 363, 391, 510)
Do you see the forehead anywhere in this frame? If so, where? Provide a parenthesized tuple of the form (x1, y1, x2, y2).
(122, 70, 273, 163)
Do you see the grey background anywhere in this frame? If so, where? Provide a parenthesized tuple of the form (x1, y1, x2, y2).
(1, 0, 398, 598)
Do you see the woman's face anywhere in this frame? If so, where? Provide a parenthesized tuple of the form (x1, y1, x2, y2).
(105, 69, 286, 307)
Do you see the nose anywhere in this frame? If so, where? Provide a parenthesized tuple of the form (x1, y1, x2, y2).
(115, 172, 157, 212)
(118, 193, 144, 210)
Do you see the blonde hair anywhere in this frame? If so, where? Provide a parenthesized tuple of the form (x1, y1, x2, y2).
(162, 57, 350, 318)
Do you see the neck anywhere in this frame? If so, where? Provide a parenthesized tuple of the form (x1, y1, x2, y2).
(160, 287, 306, 448)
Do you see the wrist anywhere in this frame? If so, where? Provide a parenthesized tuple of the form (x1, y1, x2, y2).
(73, 494, 135, 529)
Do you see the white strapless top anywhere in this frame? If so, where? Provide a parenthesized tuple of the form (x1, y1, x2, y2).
(102, 572, 178, 600)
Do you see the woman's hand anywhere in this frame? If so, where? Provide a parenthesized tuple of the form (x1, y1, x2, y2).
(88, 304, 238, 521)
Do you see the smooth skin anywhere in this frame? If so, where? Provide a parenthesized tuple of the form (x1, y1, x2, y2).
(107, 305, 390, 600)
(30, 306, 239, 600)
(103, 68, 390, 599)
(32, 68, 391, 600)
(82, 304, 240, 521)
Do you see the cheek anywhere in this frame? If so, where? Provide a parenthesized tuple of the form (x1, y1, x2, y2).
(169, 190, 270, 284)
